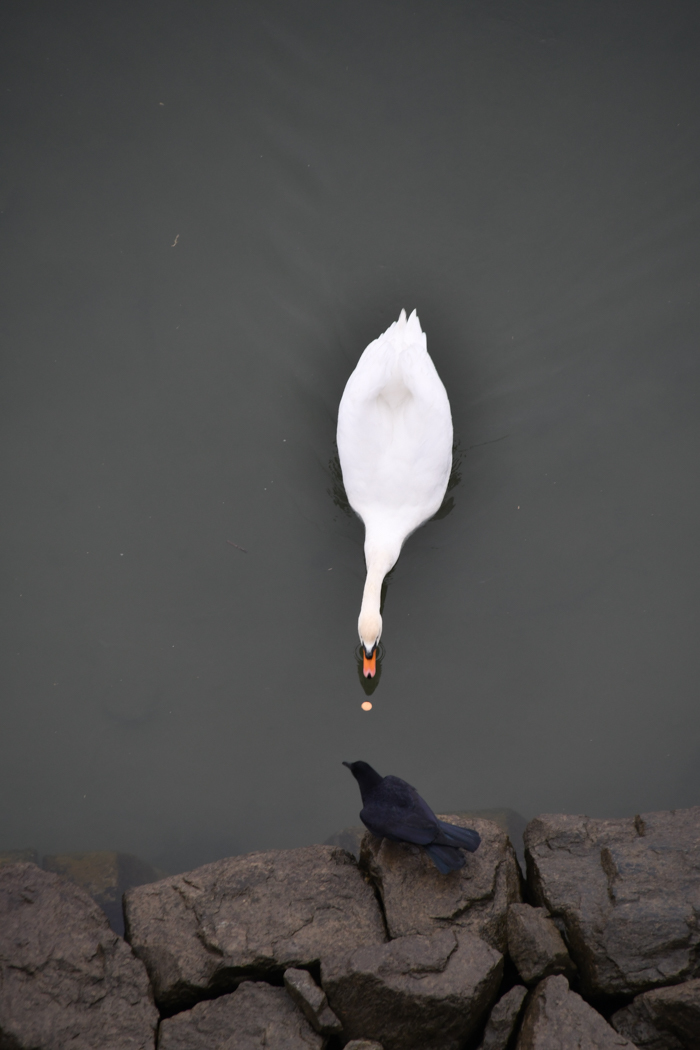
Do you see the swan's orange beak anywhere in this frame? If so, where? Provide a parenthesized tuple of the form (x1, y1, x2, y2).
(363, 648, 377, 678)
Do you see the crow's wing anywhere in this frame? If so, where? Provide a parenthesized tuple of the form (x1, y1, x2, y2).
(360, 803, 438, 845)
(424, 843, 466, 873)
(434, 820, 481, 853)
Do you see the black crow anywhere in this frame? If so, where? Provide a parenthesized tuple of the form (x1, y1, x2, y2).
(343, 760, 481, 874)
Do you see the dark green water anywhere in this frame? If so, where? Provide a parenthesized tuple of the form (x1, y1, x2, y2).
(1, 0, 699, 874)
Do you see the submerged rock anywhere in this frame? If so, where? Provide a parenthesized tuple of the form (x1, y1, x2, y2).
(478, 984, 529, 1050)
(360, 814, 521, 951)
(157, 981, 323, 1049)
(44, 850, 166, 936)
(0, 847, 39, 867)
(124, 844, 385, 1013)
(611, 978, 700, 1050)
(515, 974, 635, 1049)
(0, 862, 157, 1050)
(525, 807, 700, 997)
(322, 926, 503, 1050)
(324, 825, 366, 859)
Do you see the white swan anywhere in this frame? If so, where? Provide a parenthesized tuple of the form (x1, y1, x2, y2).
(337, 309, 453, 677)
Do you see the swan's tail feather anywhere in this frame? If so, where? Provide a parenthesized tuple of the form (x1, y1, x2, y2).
(424, 842, 466, 873)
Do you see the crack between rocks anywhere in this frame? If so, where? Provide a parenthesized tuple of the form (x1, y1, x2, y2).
(359, 870, 391, 941)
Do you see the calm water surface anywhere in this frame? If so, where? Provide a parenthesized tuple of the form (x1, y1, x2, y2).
(1, 0, 699, 873)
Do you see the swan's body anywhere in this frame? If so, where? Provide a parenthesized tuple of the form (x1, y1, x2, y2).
(337, 309, 453, 674)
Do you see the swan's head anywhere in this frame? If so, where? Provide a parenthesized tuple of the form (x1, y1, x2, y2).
(358, 610, 382, 678)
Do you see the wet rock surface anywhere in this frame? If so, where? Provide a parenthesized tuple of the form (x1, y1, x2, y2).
(284, 966, 343, 1034)
(507, 903, 575, 985)
(478, 984, 529, 1050)
(360, 815, 522, 951)
(515, 974, 635, 1049)
(0, 862, 158, 1050)
(321, 926, 503, 1050)
(124, 844, 385, 1012)
(611, 978, 700, 1050)
(157, 980, 323, 1049)
(525, 807, 700, 998)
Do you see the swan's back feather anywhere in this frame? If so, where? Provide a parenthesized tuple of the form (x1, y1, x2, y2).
(337, 310, 452, 559)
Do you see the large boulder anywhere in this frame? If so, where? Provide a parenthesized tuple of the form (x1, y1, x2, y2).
(507, 903, 575, 985)
(525, 807, 700, 997)
(515, 974, 635, 1049)
(124, 845, 385, 1012)
(611, 978, 700, 1050)
(157, 981, 323, 1049)
(321, 927, 503, 1050)
(360, 815, 521, 951)
(0, 862, 158, 1050)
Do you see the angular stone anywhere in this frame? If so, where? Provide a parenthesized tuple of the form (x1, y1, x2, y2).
(125, 845, 385, 1012)
(507, 904, 575, 985)
(0, 862, 158, 1050)
(360, 814, 522, 951)
(157, 981, 323, 1049)
(322, 927, 503, 1050)
(515, 974, 635, 1049)
(44, 850, 166, 936)
(284, 967, 342, 1035)
(525, 807, 700, 997)
(479, 984, 528, 1050)
(611, 978, 700, 1050)
(344, 1042, 384, 1050)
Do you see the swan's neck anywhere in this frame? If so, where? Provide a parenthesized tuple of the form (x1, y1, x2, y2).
(358, 545, 399, 652)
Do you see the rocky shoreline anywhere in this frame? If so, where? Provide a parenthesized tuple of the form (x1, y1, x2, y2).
(1, 806, 699, 1049)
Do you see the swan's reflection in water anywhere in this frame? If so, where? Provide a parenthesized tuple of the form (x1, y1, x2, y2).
(355, 642, 385, 694)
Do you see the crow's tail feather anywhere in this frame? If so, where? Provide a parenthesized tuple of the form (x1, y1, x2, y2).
(424, 843, 466, 874)
(436, 821, 481, 852)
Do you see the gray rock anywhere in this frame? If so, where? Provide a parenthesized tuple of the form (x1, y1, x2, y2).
(479, 984, 528, 1050)
(515, 974, 635, 1049)
(360, 814, 522, 951)
(322, 926, 503, 1050)
(344, 1042, 384, 1050)
(0, 862, 158, 1050)
(611, 978, 700, 1050)
(125, 844, 385, 1012)
(525, 807, 700, 997)
(507, 903, 575, 985)
(157, 981, 323, 1049)
(284, 967, 343, 1035)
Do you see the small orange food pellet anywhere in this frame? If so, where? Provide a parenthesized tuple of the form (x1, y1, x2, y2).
(361, 701, 372, 711)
